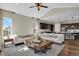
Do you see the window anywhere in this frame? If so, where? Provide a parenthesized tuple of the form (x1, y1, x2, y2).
(3, 17, 12, 39)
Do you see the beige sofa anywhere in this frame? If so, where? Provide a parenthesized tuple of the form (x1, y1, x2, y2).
(14, 37, 24, 45)
(24, 37, 33, 46)
(14, 34, 33, 45)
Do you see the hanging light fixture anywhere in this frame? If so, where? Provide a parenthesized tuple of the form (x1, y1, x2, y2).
(71, 16, 74, 28)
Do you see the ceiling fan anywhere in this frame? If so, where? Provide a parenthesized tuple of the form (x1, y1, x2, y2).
(29, 3, 48, 11)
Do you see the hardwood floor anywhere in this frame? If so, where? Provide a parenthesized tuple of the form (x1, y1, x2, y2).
(58, 39, 79, 56)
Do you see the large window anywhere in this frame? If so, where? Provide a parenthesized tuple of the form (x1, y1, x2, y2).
(3, 17, 12, 39)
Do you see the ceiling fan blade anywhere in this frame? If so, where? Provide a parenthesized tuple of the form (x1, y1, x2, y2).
(40, 5, 48, 8)
(29, 6, 36, 8)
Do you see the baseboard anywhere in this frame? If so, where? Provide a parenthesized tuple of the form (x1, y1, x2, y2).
(15, 42, 24, 46)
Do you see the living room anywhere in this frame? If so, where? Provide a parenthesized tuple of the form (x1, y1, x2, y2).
(0, 3, 79, 56)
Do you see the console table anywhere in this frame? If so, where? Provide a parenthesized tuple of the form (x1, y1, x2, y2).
(4, 39, 14, 48)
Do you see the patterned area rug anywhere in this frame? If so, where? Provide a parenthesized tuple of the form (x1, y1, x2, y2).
(0, 43, 65, 56)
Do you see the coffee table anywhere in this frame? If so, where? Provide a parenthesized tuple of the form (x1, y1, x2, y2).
(24, 39, 52, 53)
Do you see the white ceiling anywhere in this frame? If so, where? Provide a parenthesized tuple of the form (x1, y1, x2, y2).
(0, 3, 79, 23)
(0, 3, 53, 18)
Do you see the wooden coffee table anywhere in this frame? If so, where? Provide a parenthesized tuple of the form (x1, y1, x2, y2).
(25, 38, 52, 53)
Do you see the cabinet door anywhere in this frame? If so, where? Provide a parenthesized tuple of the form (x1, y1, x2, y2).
(50, 25, 53, 32)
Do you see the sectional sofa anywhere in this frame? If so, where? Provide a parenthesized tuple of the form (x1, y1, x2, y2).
(40, 33, 64, 44)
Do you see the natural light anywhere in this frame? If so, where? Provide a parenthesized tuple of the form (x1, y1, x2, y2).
(3, 17, 12, 39)
(18, 46, 30, 52)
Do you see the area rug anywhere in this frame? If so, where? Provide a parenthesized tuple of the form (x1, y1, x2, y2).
(0, 43, 65, 56)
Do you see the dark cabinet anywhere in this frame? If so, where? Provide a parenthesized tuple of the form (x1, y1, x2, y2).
(40, 23, 53, 32)
(40, 23, 48, 29)
(50, 25, 53, 31)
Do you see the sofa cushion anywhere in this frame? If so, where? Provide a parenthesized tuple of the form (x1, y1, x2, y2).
(14, 38, 24, 44)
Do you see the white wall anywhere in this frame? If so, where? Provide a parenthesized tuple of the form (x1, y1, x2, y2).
(12, 14, 34, 35)
(0, 10, 35, 36)
(54, 23, 61, 32)
(0, 20, 1, 50)
(0, 19, 2, 50)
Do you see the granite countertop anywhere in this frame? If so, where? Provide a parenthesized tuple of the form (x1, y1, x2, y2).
(42, 31, 79, 34)
(59, 32, 79, 34)
(53, 32, 79, 34)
